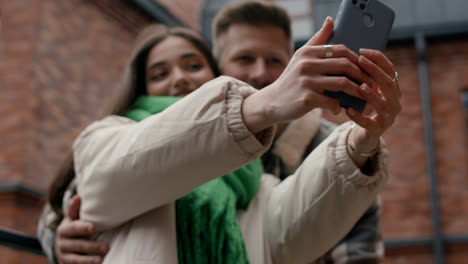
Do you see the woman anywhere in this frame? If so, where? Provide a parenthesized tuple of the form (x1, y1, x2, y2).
(39, 24, 220, 263)
(40, 22, 391, 264)
(46, 24, 220, 222)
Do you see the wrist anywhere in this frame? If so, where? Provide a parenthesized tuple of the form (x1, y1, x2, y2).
(242, 89, 274, 134)
(348, 123, 380, 156)
(348, 140, 380, 157)
(346, 123, 381, 169)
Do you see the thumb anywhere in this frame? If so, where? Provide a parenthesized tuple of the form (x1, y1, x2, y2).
(306, 16, 334, 46)
(66, 195, 81, 220)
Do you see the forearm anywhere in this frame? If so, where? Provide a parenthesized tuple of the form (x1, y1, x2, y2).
(242, 87, 276, 134)
(266, 122, 388, 264)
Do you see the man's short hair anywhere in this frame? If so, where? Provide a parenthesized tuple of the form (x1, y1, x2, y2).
(212, 0, 293, 59)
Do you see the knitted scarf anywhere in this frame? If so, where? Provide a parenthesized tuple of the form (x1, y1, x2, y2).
(124, 95, 263, 264)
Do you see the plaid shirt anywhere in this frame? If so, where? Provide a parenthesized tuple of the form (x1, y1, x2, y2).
(37, 203, 58, 264)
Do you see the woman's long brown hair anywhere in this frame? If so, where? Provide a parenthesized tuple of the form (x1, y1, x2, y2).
(47, 24, 220, 226)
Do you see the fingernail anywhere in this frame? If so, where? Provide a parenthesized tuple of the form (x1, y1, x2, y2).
(361, 84, 370, 94)
(359, 48, 370, 54)
(348, 108, 356, 116)
(323, 16, 331, 26)
(359, 55, 370, 64)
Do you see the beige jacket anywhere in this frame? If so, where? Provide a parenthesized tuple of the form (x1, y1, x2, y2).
(73, 76, 389, 264)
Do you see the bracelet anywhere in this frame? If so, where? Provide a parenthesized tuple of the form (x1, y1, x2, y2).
(348, 142, 380, 157)
(347, 123, 380, 157)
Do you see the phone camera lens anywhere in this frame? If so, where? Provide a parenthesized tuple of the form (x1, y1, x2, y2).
(360, 3, 366, 10)
(352, 0, 358, 5)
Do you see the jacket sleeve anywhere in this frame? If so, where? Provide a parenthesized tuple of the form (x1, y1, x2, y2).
(310, 121, 385, 264)
(74, 76, 275, 231)
(37, 204, 58, 264)
(266, 121, 389, 264)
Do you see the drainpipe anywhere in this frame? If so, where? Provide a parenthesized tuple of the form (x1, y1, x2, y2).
(414, 32, 444, 264)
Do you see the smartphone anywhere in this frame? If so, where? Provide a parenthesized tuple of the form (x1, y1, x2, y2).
(324, 0, 395, 113)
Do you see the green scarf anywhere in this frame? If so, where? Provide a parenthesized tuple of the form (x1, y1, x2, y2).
(124, 95, 263, 264)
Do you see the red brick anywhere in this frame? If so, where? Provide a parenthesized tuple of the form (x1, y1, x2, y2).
(1, 0, 150, 262)
(386, 247, 434, 264)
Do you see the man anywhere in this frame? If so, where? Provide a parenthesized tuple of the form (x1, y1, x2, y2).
(40, 1, 396, 263)
(211, 1, 384, 263)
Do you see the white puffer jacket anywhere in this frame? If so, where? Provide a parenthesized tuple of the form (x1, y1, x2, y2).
(73, 76, 388, 264)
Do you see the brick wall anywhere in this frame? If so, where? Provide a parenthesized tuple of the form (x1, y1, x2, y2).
(0, 0, 150, 262)
(0, 191, 44, 264)
(156, 0, 205, 30)
(381, 38, 468, 264)
(2, 0, 468, 263)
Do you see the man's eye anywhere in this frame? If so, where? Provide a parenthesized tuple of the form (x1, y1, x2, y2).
(236, 55, 253, 63)
(268, 57, 282, 64)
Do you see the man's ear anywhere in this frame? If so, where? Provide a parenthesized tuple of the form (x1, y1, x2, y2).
(306, 16, 334, 46)
(212, 33, 225, 63)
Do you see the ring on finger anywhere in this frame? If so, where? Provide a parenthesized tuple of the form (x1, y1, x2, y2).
(392, 71, 399, 85)
(381, 112, 390, 118)
(324, 44, 333, 58)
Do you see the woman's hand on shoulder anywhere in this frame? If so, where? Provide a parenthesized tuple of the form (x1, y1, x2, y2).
(55, 195, 109, 264)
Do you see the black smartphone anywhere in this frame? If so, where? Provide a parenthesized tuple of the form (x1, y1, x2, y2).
(324, 0, 395, 113)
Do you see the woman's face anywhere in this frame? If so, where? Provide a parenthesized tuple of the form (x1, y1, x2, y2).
(145, 36, 215, 96)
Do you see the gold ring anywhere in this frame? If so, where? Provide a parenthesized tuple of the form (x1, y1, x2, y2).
(324, 44, 333, 58)
(392, 71, 399, 85)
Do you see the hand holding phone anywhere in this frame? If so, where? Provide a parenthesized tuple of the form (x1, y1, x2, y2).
(324, 0, 395, 113)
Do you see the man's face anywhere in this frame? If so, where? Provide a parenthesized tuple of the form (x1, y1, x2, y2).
(217, 24, 291, 89)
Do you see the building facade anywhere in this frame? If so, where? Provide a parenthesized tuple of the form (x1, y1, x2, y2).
(1, 0, 467, 263)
